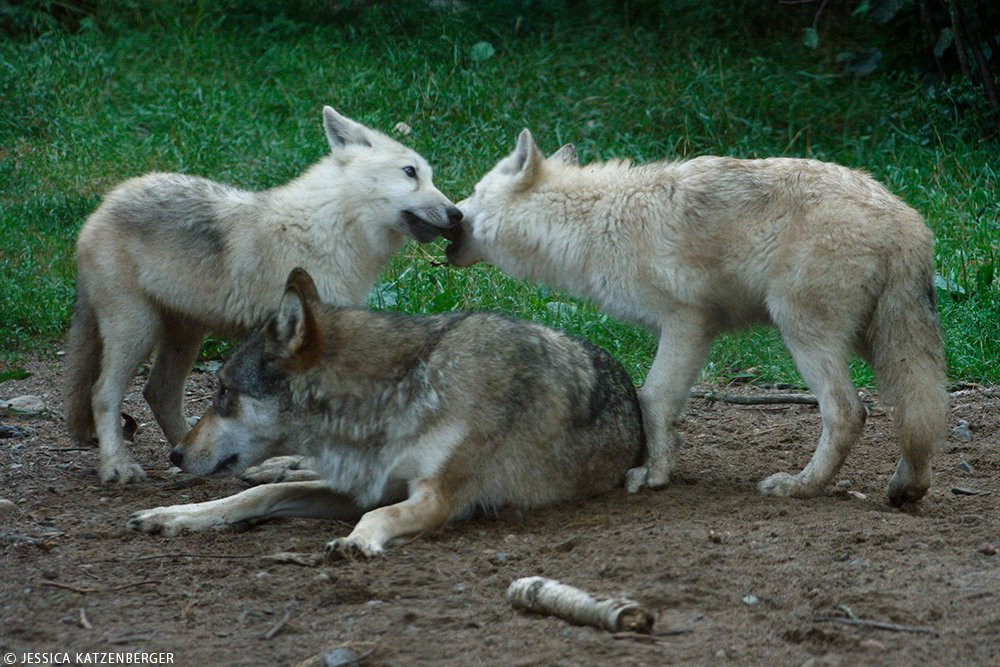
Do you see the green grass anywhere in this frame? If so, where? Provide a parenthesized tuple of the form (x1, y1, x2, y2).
(1, 2, 997, 385)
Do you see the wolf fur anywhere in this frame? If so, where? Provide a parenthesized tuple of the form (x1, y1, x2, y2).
(446, 129, 948, 505)
(127, 268, 644, 557)
(64, 107, 462, 484)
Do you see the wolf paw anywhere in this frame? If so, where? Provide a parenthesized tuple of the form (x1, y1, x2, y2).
(127, 506, 217, 536)
(758, 471, 821, 498)
(325, 537, 384, 560)
(240, 456, 318, 485)
(885, 476, 929, 507)
(99, 459, 147, 485)
(624, 465, 671, 493)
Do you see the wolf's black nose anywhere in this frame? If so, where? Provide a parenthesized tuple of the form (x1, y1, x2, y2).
(168, 448, 184, 467)
(446, 206, 463, 225)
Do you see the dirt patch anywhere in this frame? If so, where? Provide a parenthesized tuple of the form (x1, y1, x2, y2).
(1, 356, 997, 666)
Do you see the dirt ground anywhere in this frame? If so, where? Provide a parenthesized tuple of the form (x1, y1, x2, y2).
(1, 355, 997, 666)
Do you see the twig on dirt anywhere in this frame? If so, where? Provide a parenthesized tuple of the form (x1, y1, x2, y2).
(127, 552, 257, 562)
(262, 610, 292, 640)
(79, 607, 93, 630)
(690, 390, 818, 406)
(814, 605, 936, 635)
(106, 634, 154, 645)
(40, 579, 158, 594)
(507, 576, 655, 634)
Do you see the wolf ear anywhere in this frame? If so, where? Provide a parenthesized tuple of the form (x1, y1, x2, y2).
(272, 270, 322, 362)
(549, 143, 579, 165)
(285, 267, 320, 303)
(510, 129, 543, 188)
(323, 106, 373, 149)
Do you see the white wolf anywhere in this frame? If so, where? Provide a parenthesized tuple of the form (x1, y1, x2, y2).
(65, 107, 462, 484)
(447, 130, 948, 505)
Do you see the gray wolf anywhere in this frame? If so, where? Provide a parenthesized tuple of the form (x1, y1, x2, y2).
(446, 129, 947, 505)
(64, 107, 462, 484)
(127, 268, 644, 556)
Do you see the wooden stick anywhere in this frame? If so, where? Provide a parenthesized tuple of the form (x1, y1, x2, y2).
(263, 611, 292, 640)
(40, 579, 158, 594)
(507, 576, 654, 633)
(690, 390, 818, 406)
(814, 614, 936, 635)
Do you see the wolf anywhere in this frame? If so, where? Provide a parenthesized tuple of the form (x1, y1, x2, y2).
(446, 130, 948, 505)
(127, 268, 644, 557)
(64, 107, 462, 484)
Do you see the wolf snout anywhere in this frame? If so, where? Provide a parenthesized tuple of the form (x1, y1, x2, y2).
(402, 207, 463, 243)
(445, 205, 463, 226)
(168, 447, 184, 467)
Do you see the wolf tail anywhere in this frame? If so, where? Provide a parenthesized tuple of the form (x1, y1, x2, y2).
(63, 280, 101, 444)
(866, 222, 949, 505)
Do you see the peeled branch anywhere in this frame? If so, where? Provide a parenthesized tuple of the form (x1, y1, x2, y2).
(507, 576, 654, 633)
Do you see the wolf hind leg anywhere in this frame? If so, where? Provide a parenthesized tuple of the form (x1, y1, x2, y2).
(326, 478, 451, 558)
(626, 312, 713, 493)
(758, 327, 865, 498)
(91, 299, 161, 483)
(144, 318, 205, 445)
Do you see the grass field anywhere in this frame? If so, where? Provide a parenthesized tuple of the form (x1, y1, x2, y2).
(1, 1, 997, 385)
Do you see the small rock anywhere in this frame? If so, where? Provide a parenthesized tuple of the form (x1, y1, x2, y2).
(0, 425, 31, 439)
(708, 530, 723, 544)
(847, 490, 867, 501)
(859, 639, 886, 651)
(957, 461, 974, 473)
(393, 121, 412, 136)
(979, 542, 997, 556)
(0, 498, 16, 517)
(715, 649, 727, 658)
(0, 395, 45, 414)
(950, 420, 973, 442)
(490, 551, 512, 563)
(741, 594, 760, 607)
(836, 479, 853, 488)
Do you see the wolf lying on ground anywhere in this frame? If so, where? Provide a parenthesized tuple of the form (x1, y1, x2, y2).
(64, 107, 462, 484)
(446, 130, 948, 505)
(127, 269, 645, 557)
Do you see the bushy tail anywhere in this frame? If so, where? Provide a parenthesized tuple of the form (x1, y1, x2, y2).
(866, 242, 949, 505)
(63, 282, 101, 444)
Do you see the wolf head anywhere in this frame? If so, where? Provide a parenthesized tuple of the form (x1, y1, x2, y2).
(322, 107, 462, 243)
(445, 129, 577, 266)
(169, 269, 325, 476)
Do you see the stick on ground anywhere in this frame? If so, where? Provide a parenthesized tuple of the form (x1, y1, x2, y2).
(507, 576, 654, 633)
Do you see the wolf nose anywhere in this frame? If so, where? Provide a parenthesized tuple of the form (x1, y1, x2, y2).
(445, 206, 463, 226)
(168, 448, 184, 467)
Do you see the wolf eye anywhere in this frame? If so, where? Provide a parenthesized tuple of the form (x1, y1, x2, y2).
(402, 165, 417, 178)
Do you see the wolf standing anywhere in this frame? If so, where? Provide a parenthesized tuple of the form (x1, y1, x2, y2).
(65, 107, 462, 484)
(128, 268, 644, 557)
(447, 130, 948, 505)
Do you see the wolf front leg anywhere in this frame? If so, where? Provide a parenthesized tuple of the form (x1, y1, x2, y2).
(325, 478, 451, 559)
(626, 313, 713, 493)
(127, 481, 363, 536)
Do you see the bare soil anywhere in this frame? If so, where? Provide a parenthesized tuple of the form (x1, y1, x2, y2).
(1, 355, 997, 666)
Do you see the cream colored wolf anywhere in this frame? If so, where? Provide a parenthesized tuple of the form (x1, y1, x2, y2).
(128, 269, 644, 557)
(65, 107, 462, 484)
(447, 130, 948, 505)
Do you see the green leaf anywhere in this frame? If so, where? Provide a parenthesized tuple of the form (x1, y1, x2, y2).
(0, 368, 30, 383)
(802, 28, 819, 50)
(469, 41, 495, 62)
(934, 28, 953, 58)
